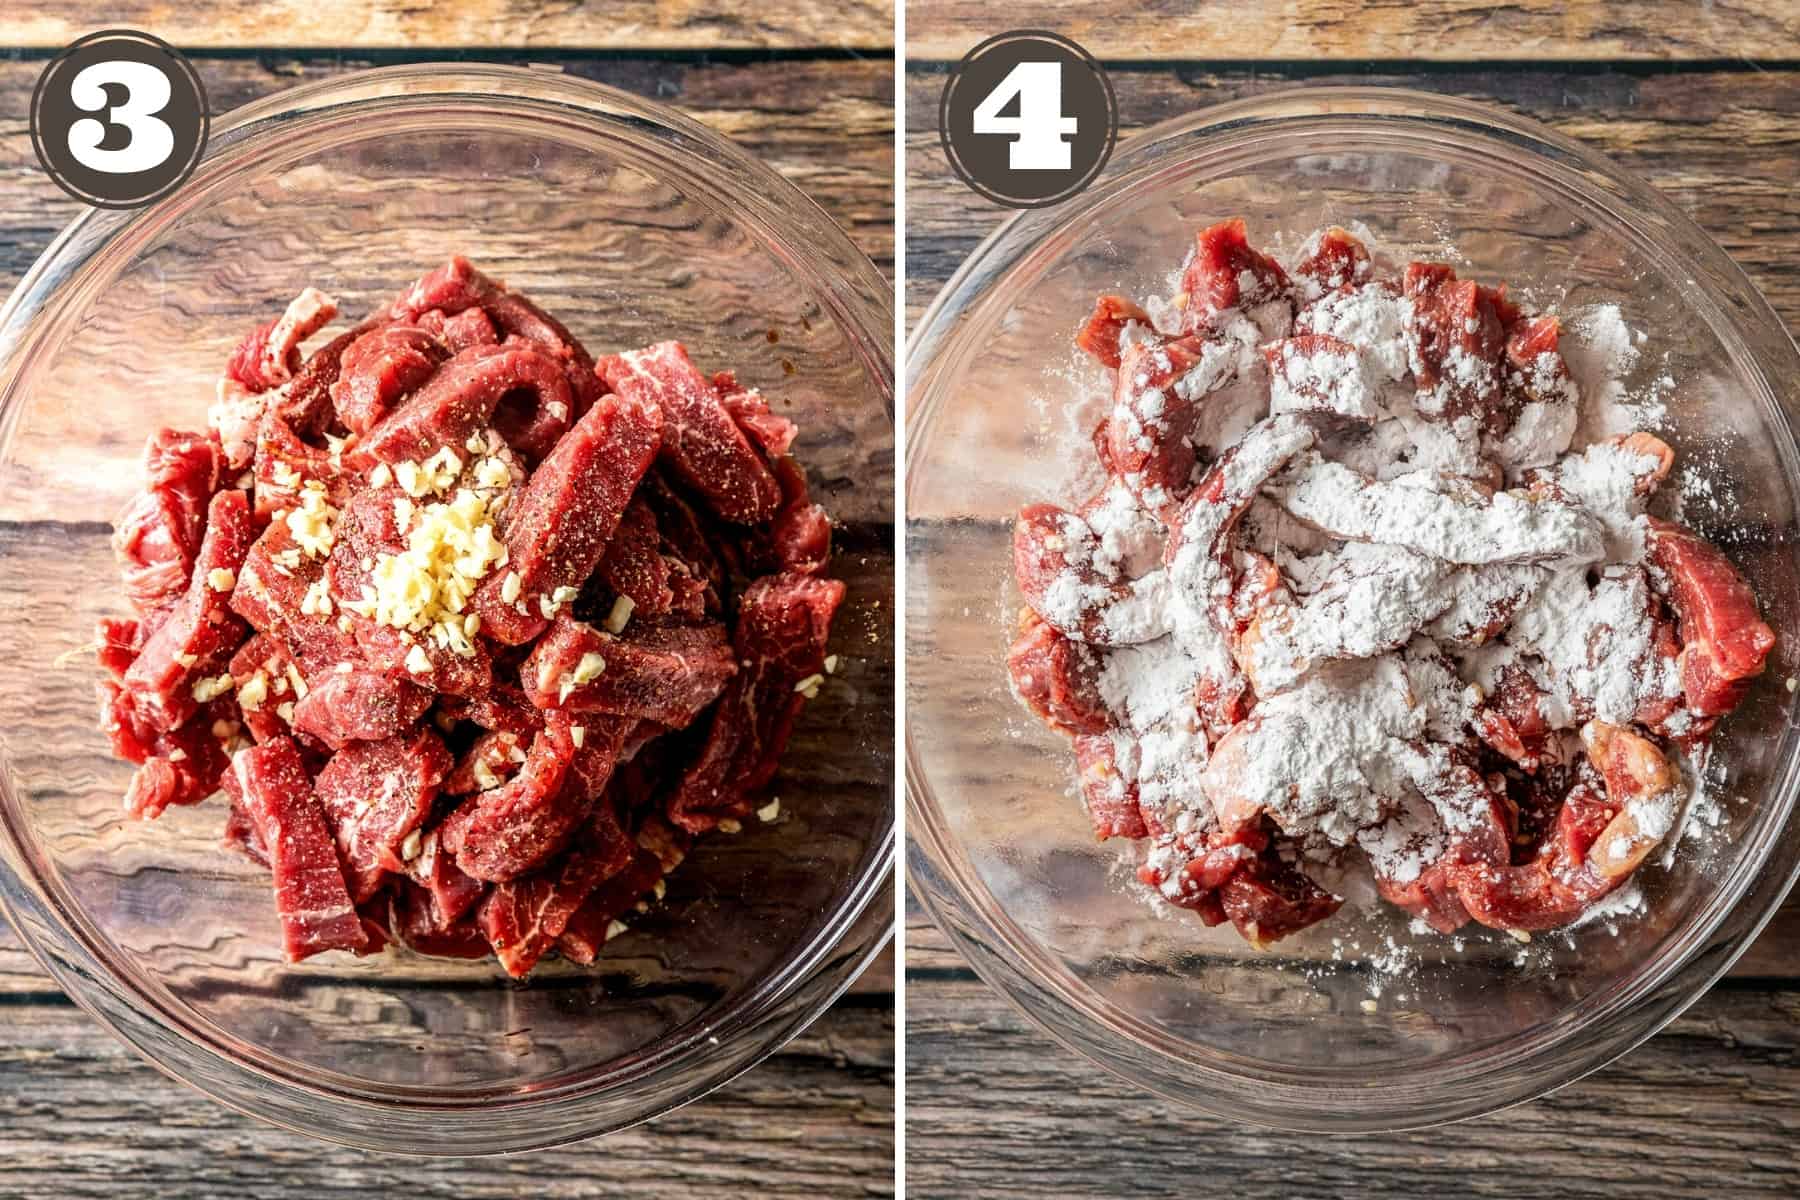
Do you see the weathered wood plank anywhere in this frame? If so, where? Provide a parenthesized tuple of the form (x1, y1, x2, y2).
(0, 53, 894, 292)
(0, 1, 895, 52)
(903, 66, 1800, 326)
(906, 1, 1800, 63)
(903, 973, 1799, 1199)
(0, 996, 892, 1197)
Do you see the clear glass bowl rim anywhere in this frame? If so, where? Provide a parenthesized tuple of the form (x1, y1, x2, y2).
(0, 62, 895, 1154)
(905, 85, 1800, 1132)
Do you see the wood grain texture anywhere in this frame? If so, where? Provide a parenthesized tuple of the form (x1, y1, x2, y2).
(0, 995, 893, 1199)
(906, 0, 1800, 63)
(905, 971, 1799, 1200)
(0, 1, 895, 51)
(904, 65, 1800, 324)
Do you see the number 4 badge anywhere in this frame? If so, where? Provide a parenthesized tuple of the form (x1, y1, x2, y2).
(939, 30, 1118, 209)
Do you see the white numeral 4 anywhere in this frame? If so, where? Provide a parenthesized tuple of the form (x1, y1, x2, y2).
(971, 61, 1078, 171)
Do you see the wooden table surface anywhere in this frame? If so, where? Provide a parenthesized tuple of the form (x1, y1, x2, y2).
(904, 5, 1800, 1197)
(0, 7, 894, 1196)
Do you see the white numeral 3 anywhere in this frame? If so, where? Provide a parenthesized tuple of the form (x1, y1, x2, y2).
(66, 60, 176, 174)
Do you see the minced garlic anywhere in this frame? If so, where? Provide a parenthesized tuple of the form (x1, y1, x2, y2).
(284, 480, 338, 558)
(338, 464, 509, 657)
(207, 567, 236, 592)
(191, 674, 234, 702)
(603, 595, 635, 634)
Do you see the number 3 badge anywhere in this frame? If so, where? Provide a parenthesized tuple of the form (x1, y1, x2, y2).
(31, 29, 209, 210)
(939, 30, 1117, 209)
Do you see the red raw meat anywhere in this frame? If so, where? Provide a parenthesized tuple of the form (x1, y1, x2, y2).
(667, 572, 844, 832)
(97, 617, 142, 680)
(521, 615, 737, 726)
(223, 288, 338, 394)
(233, 512, 362, 679)
(1647, 517, 1776, 715)
(389, 880, 490, 958)
(1402, 262, 1509, 424)
(251, 409, 356, 521)
(1075, 294, 1153, 369)
(477, 799, 635, 976)
(595, 498, 676, 618)
(445, 714, 632, 882)
(1072, 734, 1147, 839)
(331, 325, 449, 436)
(116, 489, 254, 745)
(597, 341, 782, 524)
(230, 736, 369, 961)
(1291, 227, 1371, 295)
(718, 378, 798, 460)
(558, 846, 666, 965)
(471, 388, 663, 645)
(356, 343, 571, 465)
(277, 322, 376, 441)
(121, 696, 238, 819)
(1104, 337, 1207, 516)
(1179, 218, 1291, 333)
(314, 725, 452, 883)
(290, 666, 432, 750)
(1007, 615, 1109, 736)
(113, 429, 224, 619)
(767, 456, 832, 577)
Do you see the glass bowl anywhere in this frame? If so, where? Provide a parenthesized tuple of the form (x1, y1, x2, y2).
(0, 64, 893, 1153)
(906, 87, 1800, 1131)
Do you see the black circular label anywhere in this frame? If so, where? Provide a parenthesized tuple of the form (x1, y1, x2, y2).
(30, 29, 209, 210)
(938, 30, 1117, 210)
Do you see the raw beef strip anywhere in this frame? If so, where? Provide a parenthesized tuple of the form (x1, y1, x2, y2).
(1402, 262, 1511, 426)
(1075, 294, 1153, 369)
(471, 389, 663, 645)
(290, 666, 432, 750)
(389, 881, 491, 958)
(314, 725, 453, 886)
(113, 429, 224, 619)
(767, 456, 831, 577)
(1073, 733, 1148, 839)
(520, 615, 736, 726)
(594, 498, 676, 618)
(1180, 218, 1291, 333)
(444, 714, 632, 882)
(1291, 227, 1372, 298)
(667, 572, 844, 832)
(597, 340, 782, 525)
(230, 736, 369, 961)
(557, 847, 666, 965)
(389, 256, 603, 419)
(1647, 517, 1777, 715)
(121, 696, 239, 819)
(232, 514, 361, 678)
(331, 325, 450, 436)
(97, 616, 142, 680)
(115, 489, 255, 744)
(1006, 614, 1109, 736)
(717, 375, 799, 460)
(224, 288, 338, 394)
(1103, 336, 1228, 517)
(476, 799, 636, 977)
(406, 829, 489, 927)
(356, 343, 571, 465)
(252, 409, 357, 521)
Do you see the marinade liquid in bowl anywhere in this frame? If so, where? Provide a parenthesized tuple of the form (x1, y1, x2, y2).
(0, 65, 894, 1153)
(906, 88, 1800, 1130)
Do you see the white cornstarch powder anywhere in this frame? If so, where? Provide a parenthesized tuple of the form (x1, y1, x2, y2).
(1015, 224, 1748, 958)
